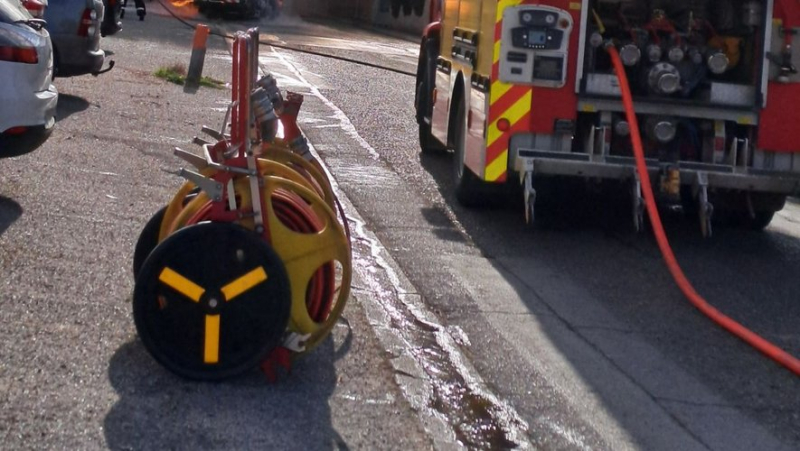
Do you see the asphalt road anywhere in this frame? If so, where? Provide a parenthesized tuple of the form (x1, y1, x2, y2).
(0, 9, 432, 451)
(1, 4, 799, 451)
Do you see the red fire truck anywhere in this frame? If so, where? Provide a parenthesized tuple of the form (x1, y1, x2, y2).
(415, 0, 800, 235)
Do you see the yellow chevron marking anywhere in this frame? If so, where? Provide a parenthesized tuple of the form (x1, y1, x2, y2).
(497, 0, 523, 22)
(485, 150, 510, 182)
(487, 90, 532, 147)
(493, 40, 502, 65)
(490, 80, 513, 104)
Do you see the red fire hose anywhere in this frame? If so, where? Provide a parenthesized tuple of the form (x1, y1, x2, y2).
(606, 44, 800, 376)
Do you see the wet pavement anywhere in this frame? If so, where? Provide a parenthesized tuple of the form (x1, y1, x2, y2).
(1, 3, 800, 450)
(0, 8, 433, 450)
(235, 8, 800, 451)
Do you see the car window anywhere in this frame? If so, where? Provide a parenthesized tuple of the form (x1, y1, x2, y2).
(0, 0, 32, 24)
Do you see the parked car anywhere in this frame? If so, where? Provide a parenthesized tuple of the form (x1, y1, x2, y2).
(43, 0, 109, 77)
(0, 0, 58, 156)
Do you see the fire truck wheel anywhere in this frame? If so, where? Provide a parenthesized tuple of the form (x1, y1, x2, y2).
(453, 99, 486, 207)
(417, 38, 444, 154)
(741, 210, 776, 231)
(133, 222, 291, 381)
(417, 83, 444, 153)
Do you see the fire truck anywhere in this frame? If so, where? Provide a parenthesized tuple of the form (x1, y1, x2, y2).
(415, 0, 800, 234)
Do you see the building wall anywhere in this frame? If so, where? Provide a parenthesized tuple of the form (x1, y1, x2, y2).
(288, 0, 432, 35)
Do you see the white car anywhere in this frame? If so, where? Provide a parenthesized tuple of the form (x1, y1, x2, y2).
(0, 0, 57, 156)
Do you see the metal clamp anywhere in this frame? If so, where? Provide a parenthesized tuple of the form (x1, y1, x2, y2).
(283, 332, 311, 353)
(631, 169, 644, 232)
(201, 125, 224, 141)
(173, 147, 209, 170)
(522, 165, 536, 225)
(179, 168, 223, 202)
(695, 171, 713, 238)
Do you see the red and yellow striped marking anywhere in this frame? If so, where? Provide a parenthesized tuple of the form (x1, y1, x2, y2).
(486, 0, 531, 182)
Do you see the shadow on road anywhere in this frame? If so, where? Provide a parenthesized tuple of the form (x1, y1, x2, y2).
(0, 196, 22, 236)
(56, 94, 91, 123)
(104, 338, 349, 449)
(417, 148, 800, 447)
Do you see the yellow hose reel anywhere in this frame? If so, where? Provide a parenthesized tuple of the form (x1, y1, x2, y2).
(132, 29, 351, 381)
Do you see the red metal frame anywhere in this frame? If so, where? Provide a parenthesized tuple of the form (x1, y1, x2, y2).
(201, 32, 273, 241)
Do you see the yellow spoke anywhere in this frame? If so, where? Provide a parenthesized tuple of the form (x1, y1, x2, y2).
(221, 267, 268, 302)
(159, 267, 205, 302)
(204, 315, 220, 364)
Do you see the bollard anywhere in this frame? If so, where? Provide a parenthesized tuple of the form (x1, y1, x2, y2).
(184, 24, 210, 93)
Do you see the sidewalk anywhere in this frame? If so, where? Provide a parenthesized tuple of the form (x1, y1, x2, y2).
(0, 11, 433, 450)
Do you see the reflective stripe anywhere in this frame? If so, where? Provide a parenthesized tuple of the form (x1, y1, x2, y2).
(204, 315, 220, 364)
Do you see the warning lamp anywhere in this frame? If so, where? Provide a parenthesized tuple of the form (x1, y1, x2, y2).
(497, 118, 511, 132)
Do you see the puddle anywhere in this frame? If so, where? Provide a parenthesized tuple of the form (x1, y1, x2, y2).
(350, 215, 530, 449)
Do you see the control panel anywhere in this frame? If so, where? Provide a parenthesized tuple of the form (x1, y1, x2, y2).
(499, 6, 572, 88)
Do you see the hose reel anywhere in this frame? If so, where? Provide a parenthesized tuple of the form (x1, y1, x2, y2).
(132, 28, 351, 381)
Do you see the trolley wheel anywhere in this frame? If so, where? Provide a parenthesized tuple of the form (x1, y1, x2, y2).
(133, 190, 200, 280)
(133, 222, 291, 381)
(132, 205, 167, 281)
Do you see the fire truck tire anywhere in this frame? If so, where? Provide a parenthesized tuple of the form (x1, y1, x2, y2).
(416, 37, 444, 153)
(453, 100, 486, 206)
(417, 83, 444, 153)
(741, 210, 776, 231)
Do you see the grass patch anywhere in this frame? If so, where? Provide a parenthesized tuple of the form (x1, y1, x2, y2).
(154, 64, 225, 89)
